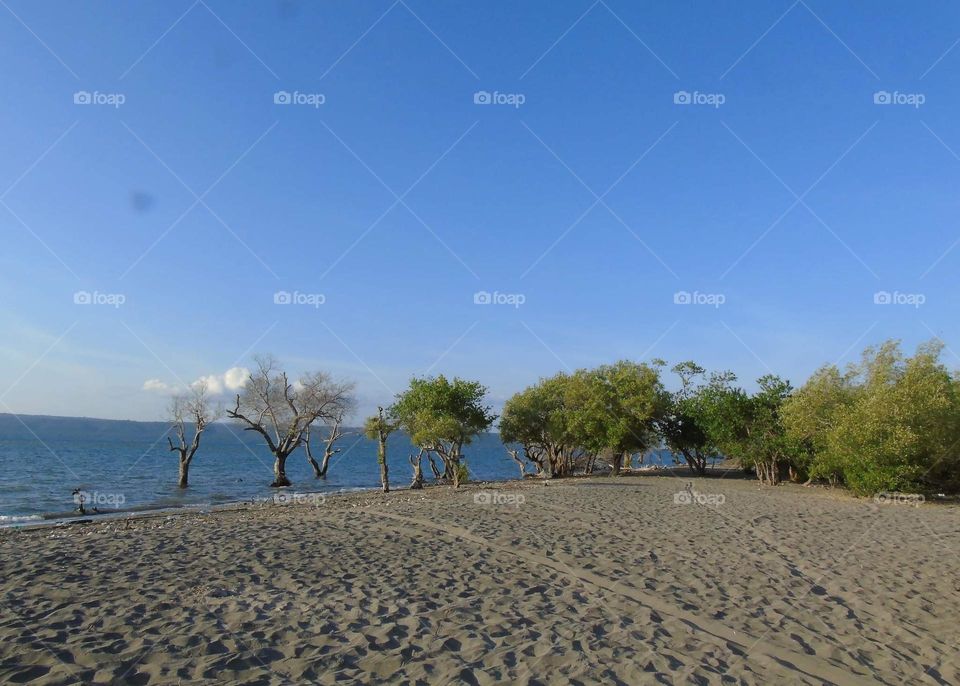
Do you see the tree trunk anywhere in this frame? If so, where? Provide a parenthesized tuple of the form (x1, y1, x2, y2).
(178, 457, 190, 489)
(319, 450, 333, 478)
(507, 449, 527, 479)
(409, 451, 424, 489)
(306, 451, 323, 478)
(304, 431, 333, 479)
(681, 449, 708, 477)
(450, 455, 462, 488)
(611, 452, 623, 476)
(271, 454, 291, 487)
(427, 453, 443, 481)
(378, 436, 389, 493)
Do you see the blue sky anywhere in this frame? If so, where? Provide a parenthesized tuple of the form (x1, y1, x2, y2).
(1, 0, 959, 420)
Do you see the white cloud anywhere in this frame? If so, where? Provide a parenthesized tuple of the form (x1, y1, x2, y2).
(143, 379, 176, 394)
(191, 367, 250, 395)
(223, 367, 249, 391)
(143, 367, 249, 397)
(192, 374, 223, 394)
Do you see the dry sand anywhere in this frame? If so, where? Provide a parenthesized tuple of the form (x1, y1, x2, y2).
(1, 474, 958, 685)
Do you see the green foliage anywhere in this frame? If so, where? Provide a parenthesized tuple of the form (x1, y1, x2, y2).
(781, 364, 856, 483)
(390, 375, 495, 486)
(362, 411, 397, 444)
(566, 361, 665, 458)
(784, 340, 960, 495)
(738, 375, 801, 484)
(500, 373, 571, 448)
(658, 364, 737, 475)
(501, 361, 664, 476)
(500, 372, 577, 476)
(659, 364, 799, 484)
(391, 375, 496, 450)
(455, 460, 470, 485)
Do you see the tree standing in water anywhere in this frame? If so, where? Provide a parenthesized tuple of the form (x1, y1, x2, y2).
(228, 355, 355, 487)
(304, 404, 350, 479)
(168, 382, 221, 488)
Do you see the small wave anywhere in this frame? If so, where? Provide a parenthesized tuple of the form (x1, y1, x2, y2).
(0, 514, 43, 523)
(336, 486, 377, 495)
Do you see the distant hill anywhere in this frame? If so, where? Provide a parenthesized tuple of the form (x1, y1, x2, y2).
(0, 413, 282, 445)
(0, 413, 500, 445)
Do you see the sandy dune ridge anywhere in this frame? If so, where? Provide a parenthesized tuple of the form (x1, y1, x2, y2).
(1, 474, 958, 684)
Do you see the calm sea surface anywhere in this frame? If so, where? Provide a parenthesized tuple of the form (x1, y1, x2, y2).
(0, 431, 686, 522)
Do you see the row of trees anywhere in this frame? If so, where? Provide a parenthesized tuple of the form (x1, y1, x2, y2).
(167, 355, 357, 489)
(167, 340, 960, 497)
(167, 356, 496, 493)
(501, 340, 960, 495)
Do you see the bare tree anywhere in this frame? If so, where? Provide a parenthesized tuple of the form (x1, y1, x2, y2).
(304, 406, 349, 479)
(168, 383, 221, 488)
(227, 355, 355, 487)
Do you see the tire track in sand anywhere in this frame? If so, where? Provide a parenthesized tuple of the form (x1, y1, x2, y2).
(358, 507, 880, 686)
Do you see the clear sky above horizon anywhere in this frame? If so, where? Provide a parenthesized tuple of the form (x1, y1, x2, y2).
(2, 0, 959, 421)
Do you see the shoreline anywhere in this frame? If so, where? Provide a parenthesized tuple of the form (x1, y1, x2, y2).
(0, 457, 707, 529)
(0, 484, 388, 531)
(4, 463, 952, 536)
